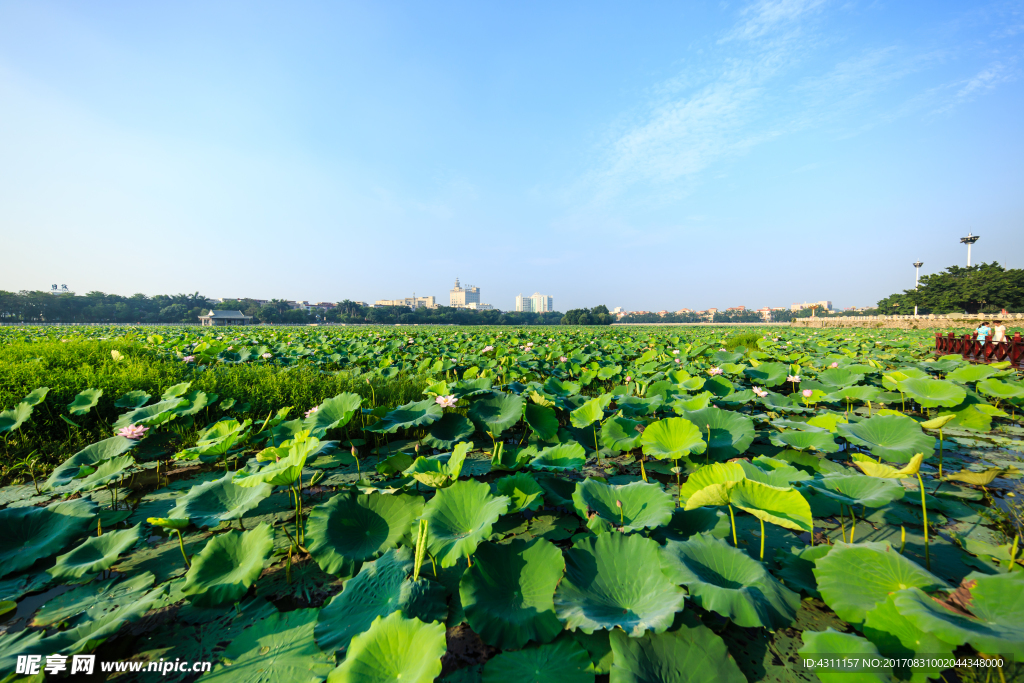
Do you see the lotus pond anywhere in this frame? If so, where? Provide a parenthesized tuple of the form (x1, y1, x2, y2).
(1, 325, 1023, 682)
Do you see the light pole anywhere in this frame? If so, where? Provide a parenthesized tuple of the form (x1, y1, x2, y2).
(913, 261, 923, 316)
(960, 232, 979, 267)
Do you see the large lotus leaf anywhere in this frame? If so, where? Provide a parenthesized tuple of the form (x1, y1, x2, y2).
(798, 629, 890, 683)
(405, 443, 470, 489)
(44, 436, 136, 491)
(316, 548, 446, 657)
(893, 571, 1024, 658)
(460, 539, 565, 650)
(304, 392, 362, 437)
(742, 362, 789, 387)
(641, 418, 707, 461)
(898, 378, 967, 408)
(650, 507, 731, 543)
(37, 588, 163, 659)
(307, 492, 424, 575)
(482, 638, 594, 683)
(32, 571, 154, 628)
(680, 407, 754, 461)
(570, 396, 610, 429)
(827, 385, 882, 405)
(712, 350, 743, 364)
(169, 472, 272, 529)
(572, 479, 674, 533)
(945, 365, 998, 384)
(326, 611, 447, 683)
(469, 392, 524, 438)
(728, 479, 812, 532)
(530, 442, 586, 472)
(114, 390, 151, 409)
(113, 397, 186, 429)
(704, 375, 734, 397)
(838, 414, 935, 464)
(73, 454, 135, 491)
(817, 367, 865, 388)
(862, 593, 955, 682)
(0, 402, 33, 434)
(608, 610, 746, 683)
(235, 434, 321, 487)
(422, 479, 509, 568)
(525, 402, 559, 440)
(50, 524, 143, 580)
(804, 474, 905, 508)
(600, 416, 643, 452)
(553, 533, 686, 637)
(495, 473, 545, 513)
(68, 388, 103, 416)
(660, 535, 799, 629)
(450, 377, 494, 398)
(367, 398, 442, 434)
(977, 378, 1024, 400)
(20, 386, 49, 406)
(181, 523, 274, 607)
(813, 541, 948, 626)
(205, 608, 335, 683)
(0, 498, 97, 579)
(178, 418, 251, 461)
(769, 430, 839, 453)
(740, 457, 812, 487)
(544, 377, 581, 397)
(422, 413, 476, 450)
(679, 462, 745, 503)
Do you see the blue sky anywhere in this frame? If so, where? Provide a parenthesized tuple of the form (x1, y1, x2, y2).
(1, 0, 1022, 312)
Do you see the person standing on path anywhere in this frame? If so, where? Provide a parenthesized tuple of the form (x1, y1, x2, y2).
(976, 321, 991, 345)
(992, 320, 1007, 344)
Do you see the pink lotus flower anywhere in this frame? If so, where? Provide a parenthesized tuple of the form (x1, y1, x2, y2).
(483, 345, 494, 352)
(183, 355, 195, 363)
(830, 362, 839, 368)
(118, 424, 148, 440)
(560, 356, 568, 362)
(708, 367, 723, 376)
(526, 341, 533, 346)
(719, 348, 726, 352)
(674, 358, 680, 363)
(753, 387, 768, 398)
(787, 375, 801, 383)
(436, 395, 458, 408)
(305, 407, 319, 418)
(672, 350, 679, 355)
(261, 353, 272, 359)
(227, 346, 233, 350)
(802, 389, 813, 398)
(625, 376, 633, 382)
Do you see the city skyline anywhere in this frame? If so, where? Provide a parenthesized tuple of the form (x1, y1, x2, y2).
(1, 2, 1021, 310)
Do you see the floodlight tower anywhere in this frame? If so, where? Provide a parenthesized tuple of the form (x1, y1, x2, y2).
(960, 232, 979, 267)
(913, 261, 923, 316)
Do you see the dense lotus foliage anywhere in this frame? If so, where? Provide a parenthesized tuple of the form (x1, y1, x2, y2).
(0, 324, 1022, 681)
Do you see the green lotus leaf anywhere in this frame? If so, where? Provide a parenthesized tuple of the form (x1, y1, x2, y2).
(469, 392, 524, 438)
(19, 387, 49, 406)
(826, 385, 882, 405)
(50, 524, 143, 580)
(114, 390, 151, 409)
(893, 571, 1024, 658)
(168, 472, 272, 529)
(68, 388, 103, 416)
(162, 381, 192, 399)
(838, 414, 935, 464)
(204, 608, 335, 683)
(704, 375, 734, 397)
(422, 479, 509, 568)
(641, 418, 707, 461)
(0, 498, 97, 579)
(553, 533, 686, 637)
(544, 377, 581, 397)
(460, 539, 565, 650)
(44, 436, 136, 491)
(326, 611, 447, 683)
(813, 541, 948, 626)
(450, 377, 494, 398)
(740, 457, 813, 487)
(522, 402, 558, 441)
(769, 430, 839, 453)
(422, 413, 476, 450)
(661, 535, 799, 629)
(113, 397, 186, 429)
(482, 638, 594, 683)
(600, 416, 643, 452)
(0, 402, 34, 434)
(608, 610, 746, 683)
(679, 462, 745, 503)
(235, 433, 321, 487)
(32, 571, 155, 628)
(406, 442, 471, 489)
(898, 378, 967, 408)
(495, 473, 546, 514)
(304, 392, 362, 437)
(728, 479, 813, 533)
(181, 523, 274, 607)
(72, 454, 135, 491)
(798, 629, 890, 683)
(572, 479, 674, 533)
(804, 474, 905, 508)
(316, 548, 446, 657)
(650, 507, 731, 543)
(570, 396, 610, 429)
(176, 418, 252, 462)
(977, 378, 1024, 400)
(945, 365, 998, 384)
(679, 407, 754, 461)
(862, 593, 955, 681)
(36, 588, 163, 659)
(367, 398, 443, 434)
(817, 367, 865, 388)
(148, 517, 190, 530)
(742, 362, 789, 387)
(712, 350, 743, 364)
(530, 443, 586, 472)
(306, 492, 424, 575)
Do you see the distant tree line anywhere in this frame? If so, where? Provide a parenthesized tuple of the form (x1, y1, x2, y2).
(875, 262, 1024, 315)
(560, 305, 614, 325)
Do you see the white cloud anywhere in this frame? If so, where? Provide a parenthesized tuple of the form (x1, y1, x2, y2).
(723, 0, 827, 42)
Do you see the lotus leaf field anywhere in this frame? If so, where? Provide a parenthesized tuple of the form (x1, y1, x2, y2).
(1, 325, 1023, 682)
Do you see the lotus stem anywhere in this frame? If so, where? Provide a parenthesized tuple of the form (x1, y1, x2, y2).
(97, 517, 102, 537)
(413, 519, 427, 582)
(674, 458, 681, 507)
(1009, 535, 1019, 572)
(759, 517, 766, 562)
(839, 505, 847, 543)
(916, 472, 931, 570)
(867, 400, 872, 417)
(616, 500, 623, 527)
(900, 525, 906, 554)
(175, 529, 190, 568)
(593, 425, 600, 465)
(287, 545, 292, 585)
(728, 505, 737, 547)
(849, 506, 857, 543)
(938, 429, 944, 479)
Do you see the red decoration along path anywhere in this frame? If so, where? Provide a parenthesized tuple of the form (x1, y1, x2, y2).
(935, 331, 1024, 369)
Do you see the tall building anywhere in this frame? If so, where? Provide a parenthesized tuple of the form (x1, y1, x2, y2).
(449, 278, 480, 307)
(375, 295, 436, 309)
(791, 300, 833, 312)
(515, 293, 554, 312)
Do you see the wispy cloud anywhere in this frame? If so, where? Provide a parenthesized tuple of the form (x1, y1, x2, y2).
(723, 0, 827, 42)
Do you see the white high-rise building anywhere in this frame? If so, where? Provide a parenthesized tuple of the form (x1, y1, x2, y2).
(515, 293, 554, 313)
(449, 278, 480, 307)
